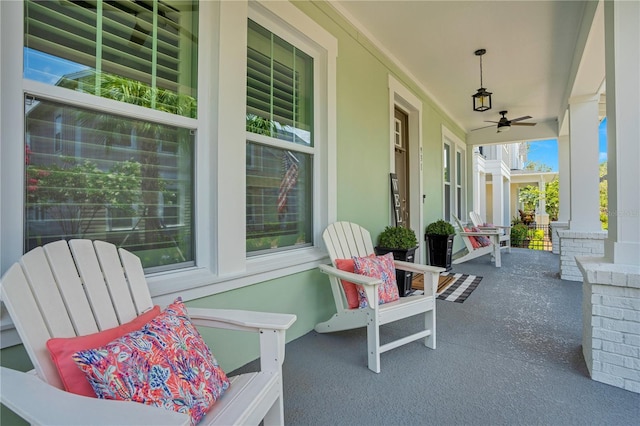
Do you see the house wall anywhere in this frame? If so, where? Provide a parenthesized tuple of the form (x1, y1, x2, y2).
(0, 0, 464, 382)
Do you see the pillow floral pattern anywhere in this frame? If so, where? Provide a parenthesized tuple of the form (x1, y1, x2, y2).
(463, 227, 481, 249)
(73, 298, 229, 425)
(471, 227, 492, 247)
(352, 252, 400, 308)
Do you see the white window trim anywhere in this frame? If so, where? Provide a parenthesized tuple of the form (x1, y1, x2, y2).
(442, 125, 466, 223)
(0, 0, 337, 345)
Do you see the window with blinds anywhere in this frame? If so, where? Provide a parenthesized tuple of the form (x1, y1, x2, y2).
(24, 97, 195, 271)
(24, 0, 198, 117)
(246, 19, 314, 254)
(246, 19, 313, 145)
(23, 0, 198, 272)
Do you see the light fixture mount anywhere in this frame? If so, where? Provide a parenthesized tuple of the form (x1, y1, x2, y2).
(472, 49, 492, 112)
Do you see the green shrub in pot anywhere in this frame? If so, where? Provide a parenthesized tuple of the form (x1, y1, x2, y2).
(375, 226, 418, 297)
(425, 219, 455, 236)
(377, 226, 418, 249)
(425, 219, 455, 271)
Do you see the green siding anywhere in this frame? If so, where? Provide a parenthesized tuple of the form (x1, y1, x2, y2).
(1, 4, 468, 420)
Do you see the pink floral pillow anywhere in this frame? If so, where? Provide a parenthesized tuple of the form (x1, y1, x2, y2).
(73, 298, 230, 425)
(335, 254, 375, 309)
(471, 227, 492, 247)
(463, 227, 481, 249)
(352, 252, 400, 308)
(46, 305, 161, 397)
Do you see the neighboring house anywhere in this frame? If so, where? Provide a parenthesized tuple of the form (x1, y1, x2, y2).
(472, 143, 558, 226)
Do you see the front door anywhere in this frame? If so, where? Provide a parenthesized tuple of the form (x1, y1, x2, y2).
(394, 107, 410, 226)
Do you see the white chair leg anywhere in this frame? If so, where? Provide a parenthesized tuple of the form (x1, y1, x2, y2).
(366, 313, 381, 373)
(425, 308, 436, 349)
(263, 393, 284, 426)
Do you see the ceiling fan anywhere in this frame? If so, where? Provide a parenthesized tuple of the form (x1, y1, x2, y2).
(472, 110, 536, 133)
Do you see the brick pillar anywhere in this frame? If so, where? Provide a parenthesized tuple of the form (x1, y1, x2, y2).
(577, 0, 640, 394)
(578, 260, 640, 393)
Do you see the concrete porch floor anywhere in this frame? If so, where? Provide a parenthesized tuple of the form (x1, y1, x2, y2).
(235, 248, 639, 425)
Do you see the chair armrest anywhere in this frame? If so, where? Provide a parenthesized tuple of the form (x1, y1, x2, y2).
(187, 308, 296, 373)
(0, 367, 190, 426)
(393, 261, 445, 275)
(187, 308, 296, 333)
(478, 225, 511, 231)
(461, 230, 499, 237)
(318, 264, 382, 287)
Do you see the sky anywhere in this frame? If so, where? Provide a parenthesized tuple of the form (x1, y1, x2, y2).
(526, 117, 608, 172)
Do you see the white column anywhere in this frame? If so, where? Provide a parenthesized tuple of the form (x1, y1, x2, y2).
(538, 178, 546, 215)
(604, 0, 640, 266)
(577, 1, 640, 394)
(557, 135, 571, 222)
(492, 175, 504, 227)
(472, 151, 482, 215)
(503, 178, 511, 227)
(480, 172, 487, 220)
(568, 95, 601, 232)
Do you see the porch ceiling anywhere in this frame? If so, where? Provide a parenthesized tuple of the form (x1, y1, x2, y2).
(331, 1, 605, 146)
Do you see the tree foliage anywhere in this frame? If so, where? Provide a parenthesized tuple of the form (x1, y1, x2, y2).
(517, 177, 559, 221)
(26, 158, 141, 236)
(600, 161, 608, 230)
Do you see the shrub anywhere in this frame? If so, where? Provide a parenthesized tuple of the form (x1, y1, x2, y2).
(528, 229, 545, 250)
(377, 226, 418, 249)
(510, 224, 528, 246)
(425, 219, 455, 236)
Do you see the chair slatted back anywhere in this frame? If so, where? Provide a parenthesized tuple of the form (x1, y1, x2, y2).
(452, 214, 476, 252)
(469, 211, 483, 227)
(322, 222, 376, 310)
(0, 240, 155, 390)
(322, 222, 375, 264)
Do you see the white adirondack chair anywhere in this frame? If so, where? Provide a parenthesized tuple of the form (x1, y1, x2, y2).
(452, 214, 502, 267)
(0, 239, 296, 426)
(469, 211, 511, 252)
(315, 222, 445, 373)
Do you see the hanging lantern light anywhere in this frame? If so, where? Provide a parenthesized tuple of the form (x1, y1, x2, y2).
(472, 49, 492, 112)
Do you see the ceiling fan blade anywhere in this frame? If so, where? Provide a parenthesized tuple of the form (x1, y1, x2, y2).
(512, 122, 537, 126)
(471, 124, 496, 131)
(510, 115, 532, 123)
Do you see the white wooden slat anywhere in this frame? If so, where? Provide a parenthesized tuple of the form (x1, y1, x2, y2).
(118, 248, 154, 314)
(322, 225, 342, 262)
(42, 241, 100, 336)
(336, 222, 354, 258)
(68, 240, 119, 330)
(19, 246, 76, 338)
(0, 264, 63, 389)
(93, 241, 138, 323)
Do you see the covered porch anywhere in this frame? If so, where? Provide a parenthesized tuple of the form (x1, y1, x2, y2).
(238, 248, 639, 424)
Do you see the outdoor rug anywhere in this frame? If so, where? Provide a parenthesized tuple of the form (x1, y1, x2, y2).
(436, 272, 482, 303)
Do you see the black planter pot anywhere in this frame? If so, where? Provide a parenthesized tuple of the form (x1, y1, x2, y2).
(374, 246, 417, 297)
(425, 234, 455, 271)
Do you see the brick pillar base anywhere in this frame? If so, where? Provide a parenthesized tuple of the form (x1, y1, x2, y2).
(558, 230, 606, 281)
(577, 256, 640, 394)
(551, 221, 569, 254)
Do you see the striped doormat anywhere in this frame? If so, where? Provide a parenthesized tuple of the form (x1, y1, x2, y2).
(437, 272, 482, 303)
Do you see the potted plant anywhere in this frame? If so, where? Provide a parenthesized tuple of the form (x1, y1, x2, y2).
(425, 219, 455, 271)
(374, 226, 419, 297)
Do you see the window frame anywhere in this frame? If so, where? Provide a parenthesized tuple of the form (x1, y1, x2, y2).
(442, 126, 466, 223)
(0, 0, 337, 344)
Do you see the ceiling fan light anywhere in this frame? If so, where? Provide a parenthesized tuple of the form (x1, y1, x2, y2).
(497, 124, 511, 133)
(472, 88, 492, 112)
